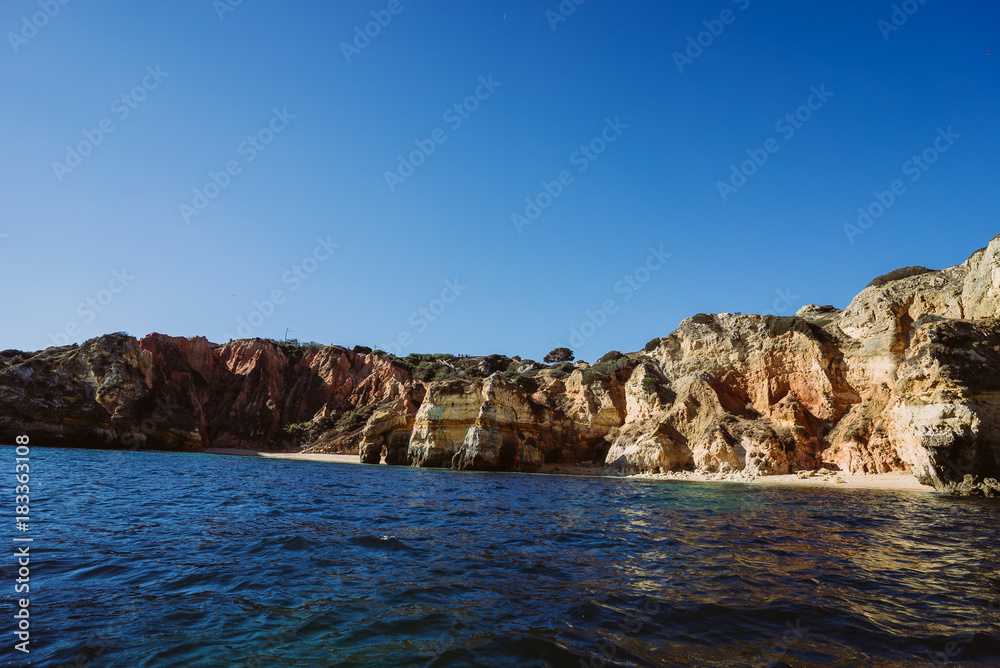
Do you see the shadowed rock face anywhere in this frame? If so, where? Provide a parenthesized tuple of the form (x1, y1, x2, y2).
(359, 409, 414, 465)
(4, 235, 1000, 494)
(0, 335, 421, 453)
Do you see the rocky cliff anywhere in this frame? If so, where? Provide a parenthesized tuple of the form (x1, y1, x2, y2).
(4, 236, 1000, 496)
(0, 335, 421, 453)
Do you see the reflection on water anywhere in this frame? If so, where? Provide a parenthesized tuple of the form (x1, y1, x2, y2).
(19, 446, 1000, 667)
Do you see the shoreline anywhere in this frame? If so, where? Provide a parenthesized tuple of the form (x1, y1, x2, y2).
(630, 469, 936, 492)
(203, 448, 937, 493)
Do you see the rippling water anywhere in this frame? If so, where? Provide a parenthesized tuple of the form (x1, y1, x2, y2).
(10, 446, 1000, 667)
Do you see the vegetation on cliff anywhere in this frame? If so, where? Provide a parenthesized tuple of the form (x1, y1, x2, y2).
(5, 236, 1000, 495)
(865, 266, 934, 289)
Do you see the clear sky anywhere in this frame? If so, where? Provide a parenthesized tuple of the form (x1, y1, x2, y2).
(1, 0, 997, 361)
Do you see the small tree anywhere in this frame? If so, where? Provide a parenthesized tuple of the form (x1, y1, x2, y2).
(544, 347, 574, 363)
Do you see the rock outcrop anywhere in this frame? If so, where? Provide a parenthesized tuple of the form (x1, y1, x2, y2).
(4, 235, 1000, 495)
(0, 335, 421, 453)
(359, 409, 415, 465)
(410, 377, 546, 472)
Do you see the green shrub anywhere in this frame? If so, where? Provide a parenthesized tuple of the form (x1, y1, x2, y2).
(284, 422, 307, 435)
(284, 400, 396, 445)
(763, 315, 828, 339)
(411, 360, 466, 383)
(543, 347, 575, 363)
(334, 403, 380, 433)
(581, 354, 636, 385)
(596, 350, 625, 365)
(547, 361, 576, 380)
(514, 361, 541, 378)
(411, 361, 438, 382)
(650, 378, 676, 405)
(404, 353, 449, 365)
(866, 266, 934, 289)
(386, 353, 530, 381)
(773, 426, 797, 453)
(766, 316, 805, 337)
(480, 354, 509, 375)
(641, 377, 658, 394)
(502, 369, 539, 394)
(643, 337, 662, 353)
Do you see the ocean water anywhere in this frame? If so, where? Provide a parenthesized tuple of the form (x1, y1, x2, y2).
(7, 446, 1000, 667)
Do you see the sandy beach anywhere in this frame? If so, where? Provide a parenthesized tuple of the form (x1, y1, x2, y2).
(205, 448, 362, 465)
(631, 469, 935, 492)
(203, 448, 936, 492)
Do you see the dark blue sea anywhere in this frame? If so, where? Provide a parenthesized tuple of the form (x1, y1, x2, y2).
(6, 446, 1000, 667)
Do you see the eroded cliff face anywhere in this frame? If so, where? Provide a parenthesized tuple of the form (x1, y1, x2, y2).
(4, 235, 1000, 494)
(402, 373, 621, 472)
(603, 239, 1000, 495)
(0, 335, 422, 453)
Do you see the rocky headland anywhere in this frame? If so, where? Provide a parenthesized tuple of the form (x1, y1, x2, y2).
(4, 236, 1000, 496)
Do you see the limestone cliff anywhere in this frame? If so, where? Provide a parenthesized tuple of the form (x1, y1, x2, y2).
(4, 235, 1000, 495)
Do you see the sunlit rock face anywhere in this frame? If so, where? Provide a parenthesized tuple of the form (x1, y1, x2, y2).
(581, 235, 1000, 491)
(4, 235, 1000, 494)
(407, 376, 586, 473)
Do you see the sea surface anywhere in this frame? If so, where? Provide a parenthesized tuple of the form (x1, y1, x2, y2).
(6, 446, 1000, 667)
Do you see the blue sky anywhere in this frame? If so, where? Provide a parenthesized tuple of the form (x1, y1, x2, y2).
(1, 0, 997, 360)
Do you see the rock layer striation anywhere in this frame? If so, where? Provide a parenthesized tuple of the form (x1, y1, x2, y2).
(4, 236, 1000, 495)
